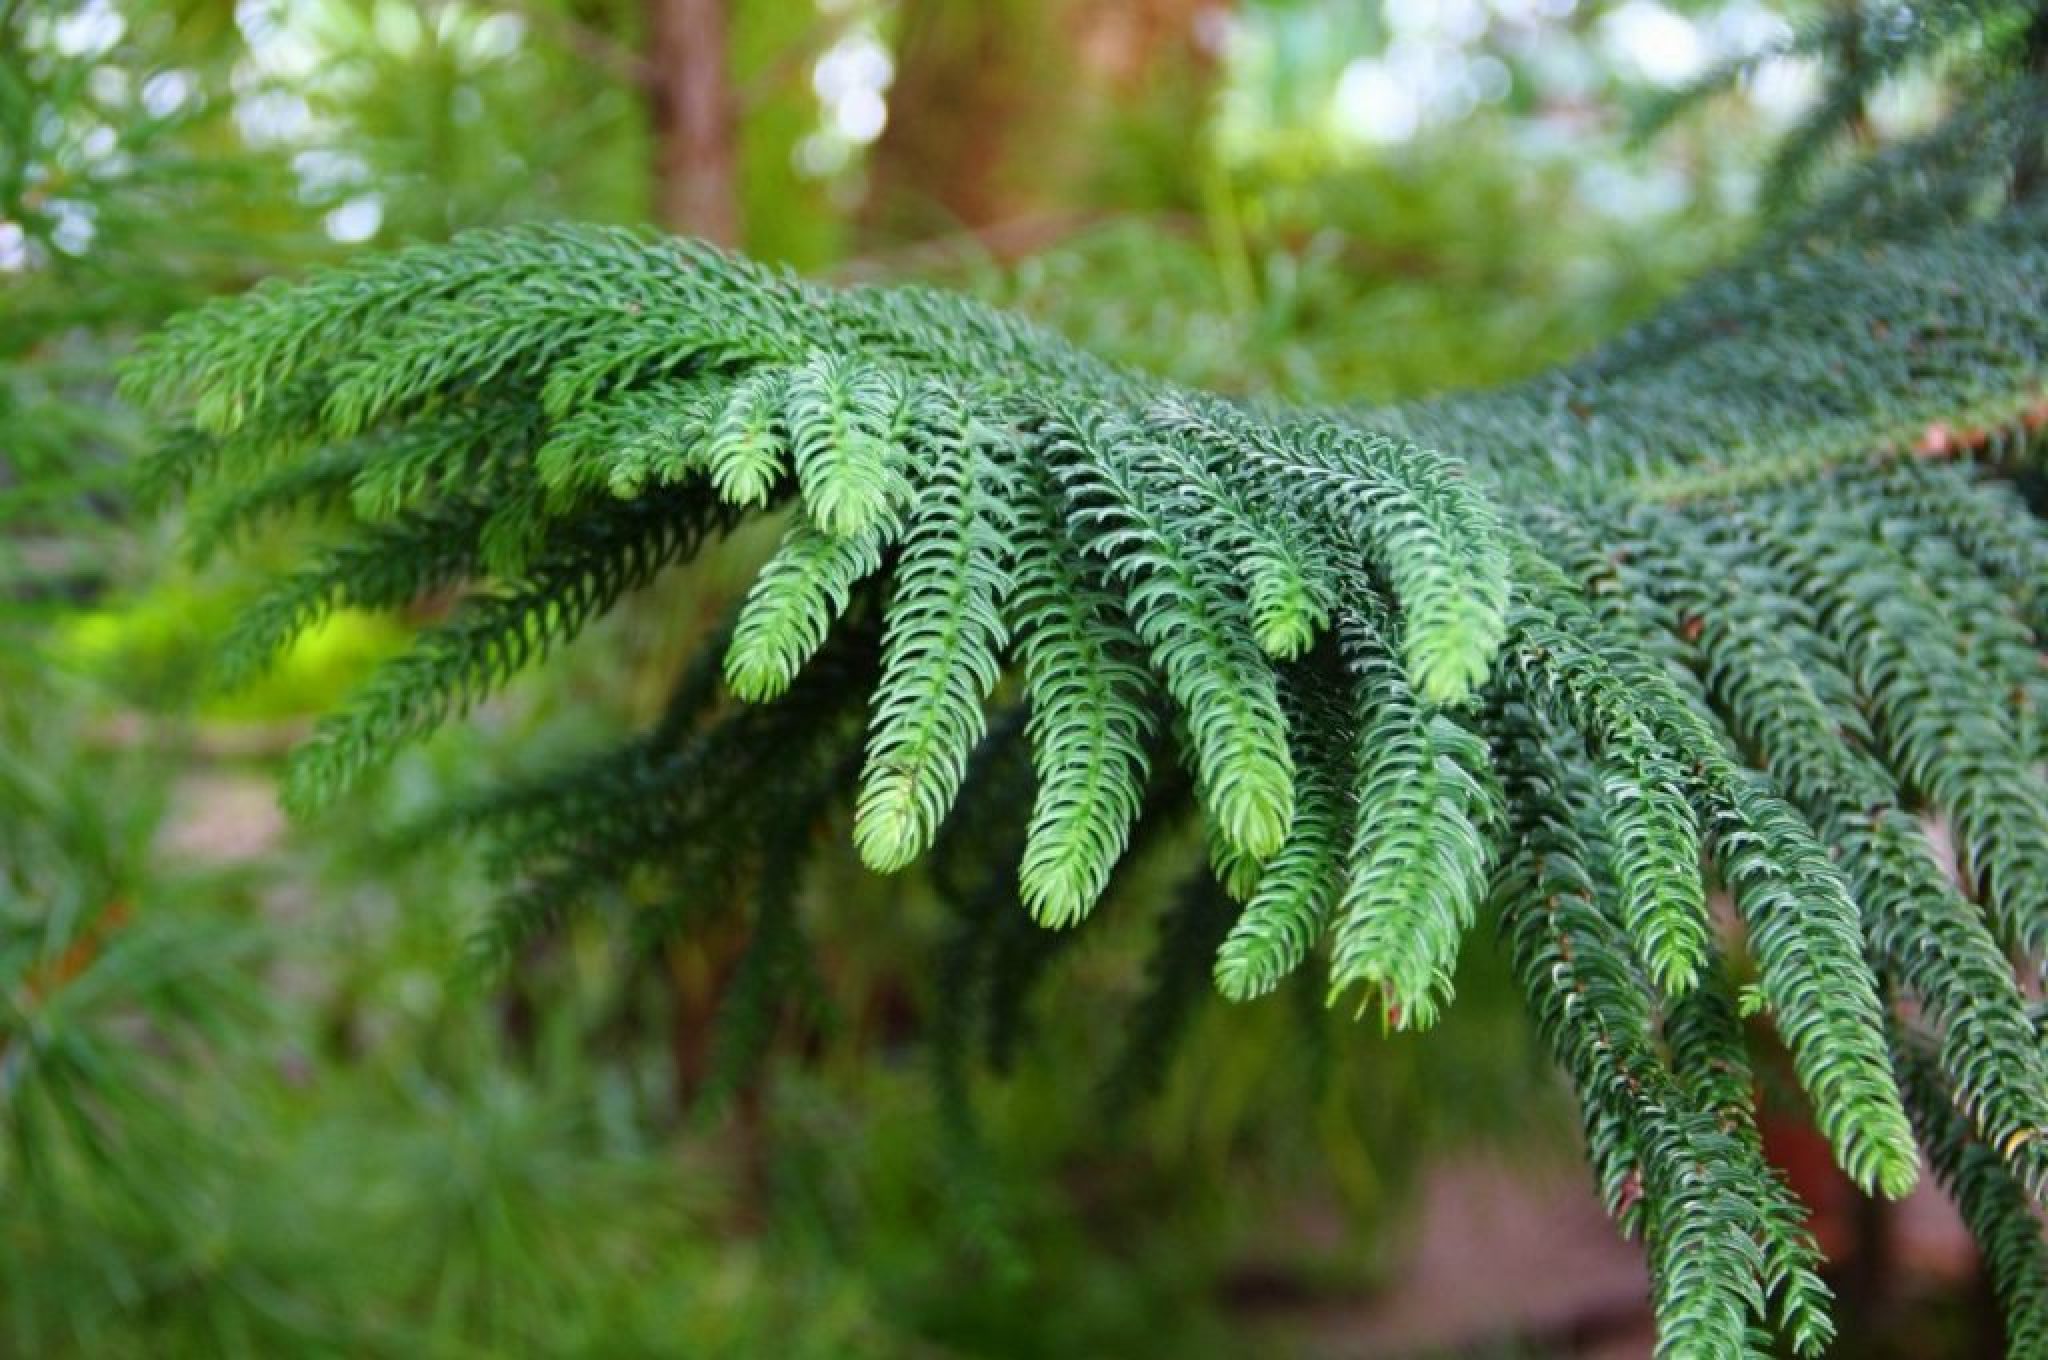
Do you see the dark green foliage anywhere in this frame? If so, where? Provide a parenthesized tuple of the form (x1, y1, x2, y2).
(1212, 677, 1347, 1001)
(1643, 0, 2046, 211)
(1492, 708, 1835, 1359)
(1323, 606, 1498, 1029)
(1007, 466, 1155, 926)
(1896, 1027, 2048, 1359)
(127, 5, 2048, 1347)
(1102, 870, 1239, 1116)
(853, 381, 1013, 873)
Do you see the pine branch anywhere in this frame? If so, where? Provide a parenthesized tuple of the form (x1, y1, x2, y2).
(126, 41, 2048, 1346)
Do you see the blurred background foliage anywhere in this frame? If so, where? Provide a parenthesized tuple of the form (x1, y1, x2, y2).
(0, 1, 1990, 1356)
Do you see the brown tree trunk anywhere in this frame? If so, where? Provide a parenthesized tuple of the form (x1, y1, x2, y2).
(862, 0, 1035, 239)
(1065, 0, 1223, 92)
(863, 0, 1225, 244)
(2014, 11, 2048, 201)
(647, 0, 740, 243)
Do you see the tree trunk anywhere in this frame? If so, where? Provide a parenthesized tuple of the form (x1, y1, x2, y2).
(646, 0, 740, 243)
(862, 0, 1034, 239)
(863, 0, 1225, 243)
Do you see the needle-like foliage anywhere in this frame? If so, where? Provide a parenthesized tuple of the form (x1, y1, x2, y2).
(126, 5, 2048, 1350)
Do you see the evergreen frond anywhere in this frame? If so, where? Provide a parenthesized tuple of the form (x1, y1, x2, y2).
(723, 517, 889, 703)
(1007, 470, 1156, 926)
(1528, 506, 1918, 1196)
(1047, 409, 1297, 861)
(703, 365, 794, 509)
(1325, 606, 1498, 1029)
(852, 382, 1013, 872)
(1618, 510, 2048, 1197)
(215, 504, 487, 691)
(1896, 1025, 2048, 1359)
(1213, 674, 1350, 1001)
(1493, 706, 1828, 1358)
(285, 488, 735, 813)
(1495, 540, 1711, 997)
(786, 355, 911, 538)
(132, 54, 2048, 1343)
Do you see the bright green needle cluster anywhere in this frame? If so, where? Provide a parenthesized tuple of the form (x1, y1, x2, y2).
(125, 7, 2048, 1347)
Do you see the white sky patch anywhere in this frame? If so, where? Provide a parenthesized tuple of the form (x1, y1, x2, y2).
(293, 148, 371, 201)
(370, 2, 424, 60)
(468, 12, 526, 63)
(798, 27, 894, 174)
(1335, 58, 1422, 143)
(234, 0, 283, 47)
(1708, 0, 1792, 54)
(1331, 28, 1514, 146)
(234, 89, 312, 147)
(813, 32, 894, 104)
(88, 64, 129, 107)
(0, 222, 29, 273)
(815, 30, 893, 146)
(1748, 55, 1820, 124)
(1577, 159, 1691, 219)
(1866, 70, 1944, 138)
(1600, 1, 1705, 88)
(833, 86, 888, 143)
(48, 199, 98, 255)
(79, 124, 117, 162)
(324, 194, 384, 243)
(1387, 0, 1489, 43)
(1486, 0, 1578, 22)
(235, 1, 321, 80)
(52, 1, 125, 58)
(141, 69, 197, 119)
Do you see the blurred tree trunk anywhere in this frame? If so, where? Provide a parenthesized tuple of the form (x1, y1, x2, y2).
(863, 0, 1034, 238)
(2014, 11, 2048, 200)
(642, 0, 746, 1123)
(864, 0, 1225, 243)
(647, 0, 740, 243)
(1067, 0, 1224, 89)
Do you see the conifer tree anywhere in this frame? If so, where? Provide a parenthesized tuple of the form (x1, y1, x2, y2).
(125, 4, 2048, 1353)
